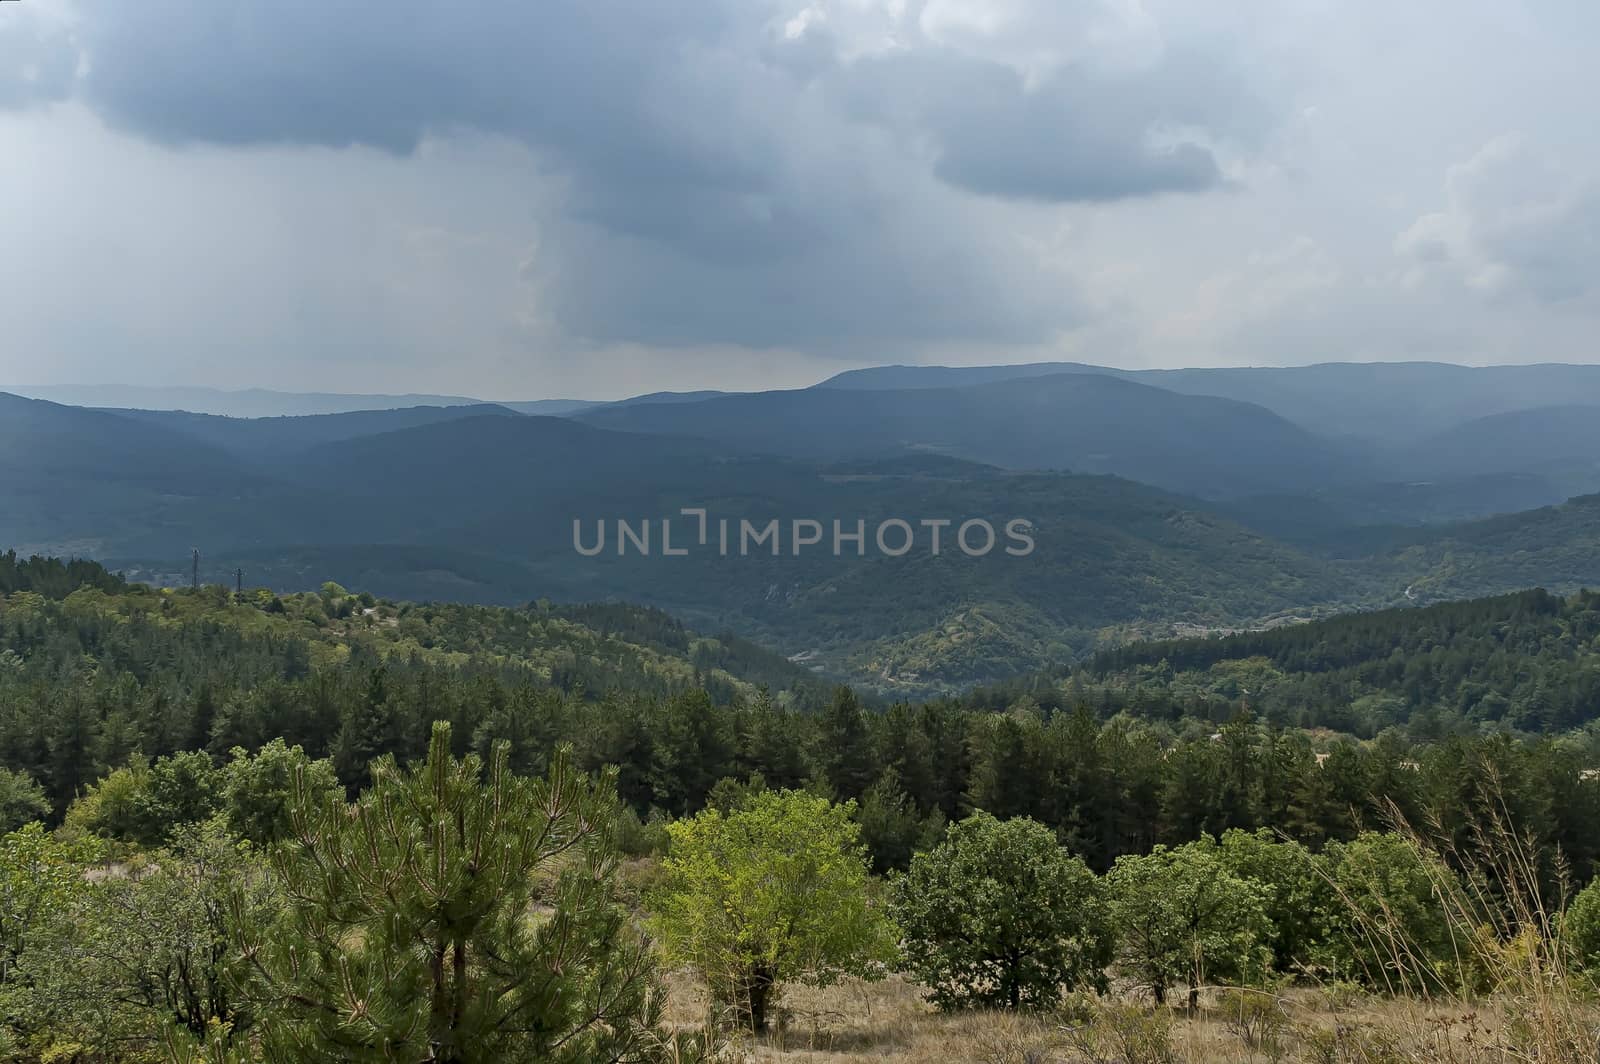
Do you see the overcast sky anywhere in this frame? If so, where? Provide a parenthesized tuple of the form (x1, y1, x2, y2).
(3, 0, 1598, 399)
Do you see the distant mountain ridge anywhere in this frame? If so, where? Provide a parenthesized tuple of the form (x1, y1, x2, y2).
(101, 404, 523, 459)
(817, 360, 1600, 443)
(580, 372, 1360, 498)
(2, 384, 486, 417)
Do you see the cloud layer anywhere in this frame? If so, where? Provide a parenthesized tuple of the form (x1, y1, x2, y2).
(2, 0, 1599, 395)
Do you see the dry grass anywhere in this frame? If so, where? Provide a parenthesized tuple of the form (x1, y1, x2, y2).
(659, 973, 1599, 1063)
(655, 777, 1600, 1063)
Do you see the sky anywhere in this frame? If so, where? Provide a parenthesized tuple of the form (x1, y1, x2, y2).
(2, 0, 1598, 400)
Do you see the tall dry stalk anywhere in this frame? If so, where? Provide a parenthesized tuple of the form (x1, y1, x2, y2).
(1318, 771, 1599, 1064)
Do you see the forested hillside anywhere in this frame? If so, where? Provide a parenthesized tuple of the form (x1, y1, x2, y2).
(0, 560, 826, 811)
(5, 556, 1600, 1061)
(4, 558, 1599, 871)
(1059, 587, 1600, 735)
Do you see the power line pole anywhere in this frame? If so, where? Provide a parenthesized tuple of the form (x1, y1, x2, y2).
(235, 567, 243, 595)
(191, 548, 200, 590)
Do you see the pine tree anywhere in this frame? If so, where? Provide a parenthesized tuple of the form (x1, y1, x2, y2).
(235, 722, 666, 1063)
(818, 687, 876, 801)
(332, 667, 402, 789)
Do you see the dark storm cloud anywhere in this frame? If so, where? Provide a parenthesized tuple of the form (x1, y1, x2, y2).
(831, 44, 1263, 203)
(60, 1, 1261, 213)
(0, 0, 1280, 352)
(72, 0, 775, 208)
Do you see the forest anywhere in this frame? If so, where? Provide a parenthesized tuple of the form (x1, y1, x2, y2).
(3, 555, 1600, 1061)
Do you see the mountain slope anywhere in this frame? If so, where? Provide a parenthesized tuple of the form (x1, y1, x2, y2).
(1361, 493, 1600, 605)
(9, 382, 1599, 691)
(103, 403, 524, 460)
(0, 557, 830, 711)
(500, 391, 730, 417)
(278, 412, 734, 503)
(1077, 587, 1600, 734)
(817, 362, 1103, 390)
(128, 451, 1356, 688)
(580, 372, 1358, 498)
(0, 392, 242, 480)
(821, 361, 1600, 444)
(0, 396, 1350, 686)
(1404, 405, 1600, 484)
(1217, 473, 1574, 547)
(1, 385, 484, 417)
(0, 392, 282, 554)
(501, 399, 601, 416)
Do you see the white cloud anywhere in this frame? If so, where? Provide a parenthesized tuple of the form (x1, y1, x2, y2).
(1398, 136, 1600, 309)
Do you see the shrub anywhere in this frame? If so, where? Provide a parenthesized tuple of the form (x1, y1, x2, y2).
(893, 813, 1110, 1011)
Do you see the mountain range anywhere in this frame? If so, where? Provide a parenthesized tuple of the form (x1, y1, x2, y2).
(4, 359, 1599, 689)
(818, 360, 1600, 443)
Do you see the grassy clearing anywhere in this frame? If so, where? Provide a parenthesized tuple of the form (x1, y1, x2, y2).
(661, 973, 1599, 1063)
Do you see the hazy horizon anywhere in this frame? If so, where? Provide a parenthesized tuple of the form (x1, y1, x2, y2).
(12, 355, 1600, 408)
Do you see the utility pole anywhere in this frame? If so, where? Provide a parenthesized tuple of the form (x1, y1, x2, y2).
(191, 548, 200, 590)
(235, 567, 243, 595)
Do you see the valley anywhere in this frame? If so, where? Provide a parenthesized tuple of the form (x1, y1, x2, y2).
(6, 360, 1600, 690)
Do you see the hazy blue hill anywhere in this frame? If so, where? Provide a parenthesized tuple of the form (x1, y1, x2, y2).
(1133, 363, 1600, 444)
(816, 362, 1105, 390)
(498, 391, 730, 417)
(607, 389, 731, 408)
(500, 399, 600, 416)
(579, 372, 1358, 498)
(1403, 405, 1600, 485)
(102, 403, 524, 459)
(0, 392, 309, 556)
(0, 392, 241, 479)
(1, 384, 484, 417)
(277, 412, 731, 505)
(4, 396, 1349, 688)
(819, 360, 1600, 444)
(1217, 473, 1575, 547)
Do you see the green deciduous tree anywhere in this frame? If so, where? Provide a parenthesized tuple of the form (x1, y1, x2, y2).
(1106, 837, 1272, 1008)
(1217, 828, 1341, 977)
(220, 738, 340, 845)
(1562, 876, 1600, 978)
(16, 819, 273, 1058)
(238, 721, 665, 1063)
(0, 768, 48, 833)
(1325, 831, 1457, 991)
(650, 789, 896, 1032)
(893, 813, 1110, 1011)
(0, 822, 101, 990)
(66, 750, 223, 847)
